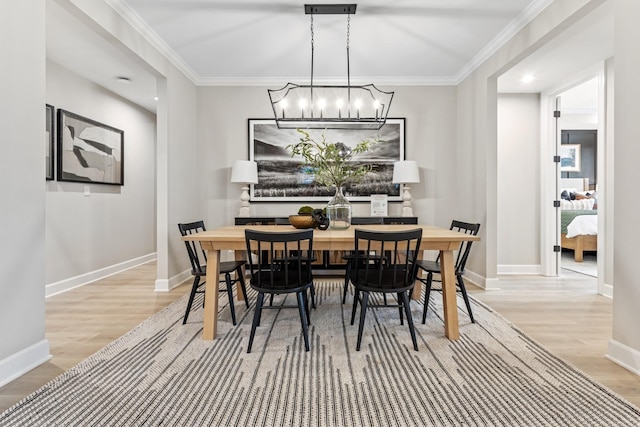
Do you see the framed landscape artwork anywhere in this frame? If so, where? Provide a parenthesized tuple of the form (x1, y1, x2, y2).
(248, 118, 405, 202)
(46, 104, 54, 180)
(57, 109, 124, 185)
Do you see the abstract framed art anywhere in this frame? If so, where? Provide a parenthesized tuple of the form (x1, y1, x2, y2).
(560, 144, 581, 172)
(57, 109, 124, 185)
(46, 104, 54, 180)
(248, 118, 405, 202)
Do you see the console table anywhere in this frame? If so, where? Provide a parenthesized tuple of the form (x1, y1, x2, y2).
(235, 216, 418, 225)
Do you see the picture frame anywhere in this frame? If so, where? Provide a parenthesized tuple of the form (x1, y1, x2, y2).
(248, 118, 405, 202)
(46, 104, 54, 180)
(57, 109, 124, 185)
(560, 144, 581, 172)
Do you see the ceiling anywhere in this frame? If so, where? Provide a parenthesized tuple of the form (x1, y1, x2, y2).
(46, 0, 614, 113)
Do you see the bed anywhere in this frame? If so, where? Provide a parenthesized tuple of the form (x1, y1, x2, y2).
(560, 178, 597, 262)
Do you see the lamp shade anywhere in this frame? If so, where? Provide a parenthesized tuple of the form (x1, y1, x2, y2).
(392, 160, 420, 184)
(230, 160, 258, 184)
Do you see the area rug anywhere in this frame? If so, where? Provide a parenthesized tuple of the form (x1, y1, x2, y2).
(2, 281, 639, 426)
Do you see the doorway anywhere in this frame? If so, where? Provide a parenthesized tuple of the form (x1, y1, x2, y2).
(541, 67, 610, 296)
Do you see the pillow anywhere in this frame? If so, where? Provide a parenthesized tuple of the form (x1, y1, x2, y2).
(561, 199, 596, 210)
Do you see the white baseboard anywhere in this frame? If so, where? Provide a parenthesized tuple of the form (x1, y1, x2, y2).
(155, 269, 191, 292)
(600, 283, 613, 298)
(46, 253, 156, 297)
(606, 339, 640, 377)
(497, 264, 543, 275)
(0, 340, 51, 388)
(464, 270, 500, 290)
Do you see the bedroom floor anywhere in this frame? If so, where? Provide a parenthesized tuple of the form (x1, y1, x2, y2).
(561, 250, 597, 277)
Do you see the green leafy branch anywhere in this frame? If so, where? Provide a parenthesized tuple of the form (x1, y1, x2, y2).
(286, 129, 380, 189)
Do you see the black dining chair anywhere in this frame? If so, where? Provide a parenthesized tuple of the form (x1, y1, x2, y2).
(341, 217, 385, 304)
(178, 221, 249, 325)
(244, 228, 315, 353)
(415, 220, 480, 324)
(349, 228, 423, 351)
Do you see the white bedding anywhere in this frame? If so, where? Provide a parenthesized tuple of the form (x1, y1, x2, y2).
(566, 215, 598, 238)
(561, 198, 596, 210)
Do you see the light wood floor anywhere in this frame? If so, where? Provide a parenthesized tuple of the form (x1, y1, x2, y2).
(1, 263, 639, 412)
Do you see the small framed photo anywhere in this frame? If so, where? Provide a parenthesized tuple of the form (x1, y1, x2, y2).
(560, 144, 581, 172)
(46, 104, 54, 180)
(57, 109, 124, 185)
(370, 194, 388, 216)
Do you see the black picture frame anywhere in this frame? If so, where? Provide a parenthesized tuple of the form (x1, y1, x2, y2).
(46, 104, 54, 180)
(57, 109, 124, 185)
(248, 118, 405, 202)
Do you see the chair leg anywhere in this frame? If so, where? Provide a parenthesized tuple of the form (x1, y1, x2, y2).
(302, 288, 311, 325)
(397, 292, 404, 325)
(421, 272, 434, 324)
(350, 289, 360, 325)
(296, 291, 310, 352)
(342, 260, 352, 304)
(183, 276, 200, 324)
(457, 274, 475, 323)
(310, 282, 317, 309)
(225, 273, 237, 326)
(247, 292, 264, 353)
(236, 266, 249, 308)
(400, 291, 419, 351)
(356, 291, 370, 351)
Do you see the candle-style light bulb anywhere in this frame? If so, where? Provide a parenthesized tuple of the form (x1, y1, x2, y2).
(280, 99, 288, 119)
(336, 99, 344, 118)
(299, 99, 307, 119)
(318, 98, 326, 118)
(355, 99, 362, 119)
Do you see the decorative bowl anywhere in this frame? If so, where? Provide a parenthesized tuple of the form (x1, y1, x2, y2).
(288, 214, 317, 229)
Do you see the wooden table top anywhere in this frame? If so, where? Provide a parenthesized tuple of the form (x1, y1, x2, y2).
(183, 224, 479, 251)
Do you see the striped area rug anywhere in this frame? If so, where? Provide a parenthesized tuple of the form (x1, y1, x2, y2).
(2, 281, 639, 426)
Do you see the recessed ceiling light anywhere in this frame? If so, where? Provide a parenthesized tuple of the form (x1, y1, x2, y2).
(521, 74, 535, 84)
(154, 96, 159, 101)
(116, 76, 131, 84)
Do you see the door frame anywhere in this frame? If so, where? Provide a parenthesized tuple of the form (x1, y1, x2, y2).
(540, 62, 610, 296)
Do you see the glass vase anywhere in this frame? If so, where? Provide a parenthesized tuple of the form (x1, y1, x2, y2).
(327, 186, 352, 230)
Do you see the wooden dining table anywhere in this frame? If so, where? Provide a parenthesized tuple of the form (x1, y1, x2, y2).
(182, 224, 480, 341)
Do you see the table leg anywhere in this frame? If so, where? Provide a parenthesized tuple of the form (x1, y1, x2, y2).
(411, 250, 424, 300)
(439, 250, 460, 340)
(203, 249, 220, 340)
(235, 250, 246, 301)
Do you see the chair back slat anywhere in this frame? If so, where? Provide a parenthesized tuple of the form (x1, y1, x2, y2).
(352, 228, 422, 290)
(245, 229, 314, 292)
(450, 220, 481, 275)
(178, 221, 207, 274)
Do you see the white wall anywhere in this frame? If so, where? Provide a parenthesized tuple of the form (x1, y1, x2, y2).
(608, 0, 640, 375)
(497, 94, 541, 274)
(45, 60, 157, 292)
(0, 0, 50, 387)
(196, 85, 458, 231)
(57, 0, 201, 290)
(456, 0, 599, 287)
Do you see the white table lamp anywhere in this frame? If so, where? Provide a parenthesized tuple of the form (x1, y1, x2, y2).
(392, 160, 420, 217)
(230, 160, 259, 217)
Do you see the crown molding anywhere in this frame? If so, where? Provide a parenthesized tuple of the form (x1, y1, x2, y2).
(454, 0, 554, 84)
(106, 0, 200, 84)
(196, 75, 457, 87)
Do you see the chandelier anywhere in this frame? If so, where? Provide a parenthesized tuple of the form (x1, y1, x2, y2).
(268, 4, 394, 130)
